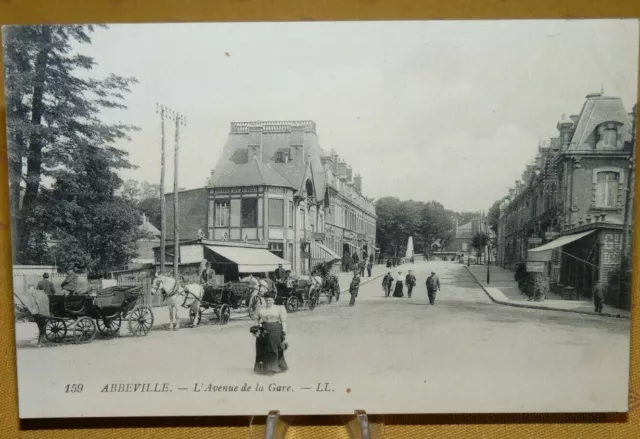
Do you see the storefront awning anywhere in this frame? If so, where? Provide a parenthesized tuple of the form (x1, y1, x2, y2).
(205, 245, 291, 273)
(310, 241, 341, 263)
(343, 241, 358, 250)
(529, 230, 596, 253)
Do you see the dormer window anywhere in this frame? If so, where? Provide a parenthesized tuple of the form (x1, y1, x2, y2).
(596, 122, 620, 149)
(275, 148, 291, 163)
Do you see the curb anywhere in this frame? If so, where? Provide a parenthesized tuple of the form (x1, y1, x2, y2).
(463, 265, 630, 320)
(339, 270, 387, 294)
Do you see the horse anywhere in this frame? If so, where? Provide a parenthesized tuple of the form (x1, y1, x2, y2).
(308, 262, 341, 303)
(241, 275, 272, 319)
(150, 274, 205, 330)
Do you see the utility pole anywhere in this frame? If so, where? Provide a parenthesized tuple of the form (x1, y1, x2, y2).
(155, 103, 170, 276)
(173, 111, 187, 279)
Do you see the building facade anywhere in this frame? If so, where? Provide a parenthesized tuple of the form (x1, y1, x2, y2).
(164, 120, 377, 274)
(497, 92, 636, 304)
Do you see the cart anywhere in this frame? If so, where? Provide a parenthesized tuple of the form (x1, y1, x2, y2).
(189, 281, 259, 326)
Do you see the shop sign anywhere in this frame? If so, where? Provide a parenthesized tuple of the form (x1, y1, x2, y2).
(526, 261, 546, 273)
(312, 232, 325, 242)
(528, 237, 543, 245)
(357, 233, 366, 241)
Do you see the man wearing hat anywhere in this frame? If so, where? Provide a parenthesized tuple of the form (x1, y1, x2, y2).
(349, 271, 361, 307)
(61, 268, 78, 295)
(201, 261, 216, 287)
(425, 271, 441, 305)
(36, 272, 56, 296)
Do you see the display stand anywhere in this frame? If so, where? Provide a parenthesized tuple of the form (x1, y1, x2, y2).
(249, 409, 384, 438)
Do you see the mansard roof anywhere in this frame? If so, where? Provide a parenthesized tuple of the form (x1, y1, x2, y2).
(569, 94, 632, 150)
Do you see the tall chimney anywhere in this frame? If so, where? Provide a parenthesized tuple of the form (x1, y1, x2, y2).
(346, 165, 353, 182)
(331, 149, 338, 174)
(290, 125, 305, 163)
(337, 161, 347, 179)
(354, 173, 362, 193)
(248, 126, 263, 161)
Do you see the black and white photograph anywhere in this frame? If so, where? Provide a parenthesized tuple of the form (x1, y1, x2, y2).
(4, 19, 638, 418)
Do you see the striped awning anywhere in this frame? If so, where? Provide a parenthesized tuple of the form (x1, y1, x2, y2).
(310, 241, 341, 263)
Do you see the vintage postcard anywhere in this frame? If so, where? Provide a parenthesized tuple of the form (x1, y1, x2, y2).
(4, 19, 638, 419)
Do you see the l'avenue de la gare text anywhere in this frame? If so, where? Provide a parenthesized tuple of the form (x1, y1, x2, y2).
(100, 382, 333, 393)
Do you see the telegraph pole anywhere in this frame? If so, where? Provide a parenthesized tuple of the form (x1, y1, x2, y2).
(173, 111, 187, 279)
(155, 103, 169, 276)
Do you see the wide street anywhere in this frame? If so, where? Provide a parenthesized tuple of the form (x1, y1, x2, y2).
(15, 261, 631, 417)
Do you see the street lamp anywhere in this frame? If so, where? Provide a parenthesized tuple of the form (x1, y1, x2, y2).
(486, 242, 491, 284)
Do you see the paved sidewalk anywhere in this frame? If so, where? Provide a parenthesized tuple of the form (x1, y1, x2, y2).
(465, 264, 631, 319)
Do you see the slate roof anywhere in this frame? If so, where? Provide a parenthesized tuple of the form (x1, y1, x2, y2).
(213, 121, 327, 196)
(569, 95, 632, 150)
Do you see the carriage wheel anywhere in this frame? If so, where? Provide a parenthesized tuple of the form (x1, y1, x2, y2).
(217, 304, 231, 325)
(97, 314, 122, 337)
(73, 317, 97, 344)
(189, 308, 202, 327)
(286, 296, 299, 313)
(44, 319, 67, 343)
(248, 296, 262, 320)
(309, 291, 318, 311)
(128, 305, 154, 336)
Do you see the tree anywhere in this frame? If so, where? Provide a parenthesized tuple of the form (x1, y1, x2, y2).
(471, 232, 488, 264)
(119, 179, 162, 228)
(3, 24, 138, 263)
(486, 196, 508, 233)
(41, 145, 141, 277)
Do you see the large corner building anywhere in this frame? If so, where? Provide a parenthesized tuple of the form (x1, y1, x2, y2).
(165, 120, 377, 274)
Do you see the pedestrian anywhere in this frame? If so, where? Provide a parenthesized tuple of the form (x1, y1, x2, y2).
(61, 268, 78, 295)
(367, 259, 373, 277)
(359, 260, 366, 277)
(393, 271, 405, 297)
(252, 291, 288, 375)
(593, 282, 605, 313)
(426, 271, 441, 305)
(349, 272, 361, 306)
(36, 272, 56, 296)
(405, 270, 416, 299)
(382, 271, 394, 297)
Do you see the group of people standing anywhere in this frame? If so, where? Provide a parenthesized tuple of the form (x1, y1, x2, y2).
(381, 269, 441, 304)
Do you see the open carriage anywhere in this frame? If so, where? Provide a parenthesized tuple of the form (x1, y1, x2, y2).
(14, 285, 154, 345)
(310, 261, 342, 304)
(189, 280, 263, 326)
(274, 276, 319, 313)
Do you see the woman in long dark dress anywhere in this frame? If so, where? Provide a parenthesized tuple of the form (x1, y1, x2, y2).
(253, 292, 288, 375)
(393, 271, 405, 297)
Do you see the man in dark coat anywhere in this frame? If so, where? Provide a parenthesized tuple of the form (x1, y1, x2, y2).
(61, 268, 78, 295)
(36, 273, 56, 296)
(349, 272, 361, 307)
(593, 282, 605, 313)
(381, 272, 394, 297)
(405, 270, 416, 299)
(426, 271, 441, 305)
(367, 259, 373, 277)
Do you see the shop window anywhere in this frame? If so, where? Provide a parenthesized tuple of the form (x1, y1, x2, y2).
(241, 198, 258, 227)
(215, 202, 230, 227)
(268, 199, 284, 227)
(595, 171, 620, 208)
(230, 199, 241, 227)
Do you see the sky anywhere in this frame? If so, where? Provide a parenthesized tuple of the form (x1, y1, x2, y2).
(66, 19, 639, 212)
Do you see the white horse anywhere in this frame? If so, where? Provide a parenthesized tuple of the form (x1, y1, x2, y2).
(241, 275, 272, 319)
(150, 274, 205, 330)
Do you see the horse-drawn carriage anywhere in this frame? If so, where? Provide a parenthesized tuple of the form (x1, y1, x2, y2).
(14, 285, 154, 345)
(189, 280, 263, 326)
(273, 275, 320, 313)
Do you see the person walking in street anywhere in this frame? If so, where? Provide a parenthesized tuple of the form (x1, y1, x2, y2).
(252, 291, 288, 375)
(405, 270, 416, 299)
(61, 268, 78, 295)
(593, 282, 605, 313)
(426, 271, 441, 305)
(359, 260, 366, 277)
(393, 271, 405, 297)
(367, 259, 373, 277)
(349, 272, 361, 307)
(36, 273, 56, 296)
(382, 271, 394, 297)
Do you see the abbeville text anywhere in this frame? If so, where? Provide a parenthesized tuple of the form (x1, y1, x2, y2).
(101, 383, 171, 393)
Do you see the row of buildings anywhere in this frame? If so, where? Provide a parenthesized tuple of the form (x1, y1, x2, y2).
(495, 92, 636, 308)
(156, 120, 377, 280)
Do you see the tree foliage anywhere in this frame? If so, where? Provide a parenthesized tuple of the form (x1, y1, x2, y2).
(120, 179, 162, 228)
(375, 197, 453, 258)
(3, 24, 139, 268)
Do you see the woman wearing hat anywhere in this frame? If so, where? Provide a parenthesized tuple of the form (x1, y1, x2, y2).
(252, 291, 289, 375)
(393, 270, 405, 297)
